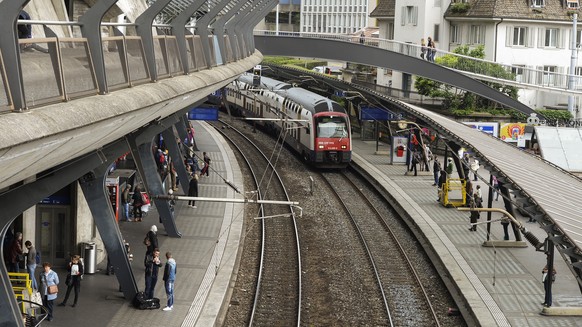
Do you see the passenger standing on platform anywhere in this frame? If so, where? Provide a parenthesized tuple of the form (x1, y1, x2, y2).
(492, 176, 500, 201)
(8, 232, 24, 272)
(409, 151, 420, 176)
(445, 157, 454, 175)
(423, 145, 432, 171)
(437, 170, 447, 202)
(475, 185, 483, 204)
(201, 152, 211, 177)
(432, 156, 441, 186)
(462, 153, 471, 181)
(24, 241, 38, 290)
(40, 262, 59, 321)
(162, 251, 177, 311)
(471, 159, 480, 181)
(132, 186, 144, 222)
(145, 225, 159, 257)
(59, 254, 83, 308)
(468, 195, 480, 231)
(122, 184, 132, 221)
(501, 215, 511, 240)
(542, 254, 556, 307)
(144, 249, 162, 300)
(188, 174, 199, 208)
(465, 179, 474, 207)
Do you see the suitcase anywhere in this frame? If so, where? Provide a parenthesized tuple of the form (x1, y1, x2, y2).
(133, 291, 161, 310)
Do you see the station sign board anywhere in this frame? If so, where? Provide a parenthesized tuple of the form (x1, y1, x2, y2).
(188, 107, 219, 121)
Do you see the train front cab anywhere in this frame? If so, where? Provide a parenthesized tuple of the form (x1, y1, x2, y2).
(312, 113, 352, 167)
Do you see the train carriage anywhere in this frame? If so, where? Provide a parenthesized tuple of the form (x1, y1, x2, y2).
(225, 73, 352, 168)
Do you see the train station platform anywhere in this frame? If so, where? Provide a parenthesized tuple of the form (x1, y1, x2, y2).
(47, 121, 245, 327)
(349, 137, 582, 327)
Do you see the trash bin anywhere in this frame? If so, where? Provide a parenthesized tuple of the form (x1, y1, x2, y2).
(83, 242, 96, 274)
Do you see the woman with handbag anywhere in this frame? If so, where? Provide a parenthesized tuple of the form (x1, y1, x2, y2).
(59, 254, 83, 307)
(40, 262, 59, 321)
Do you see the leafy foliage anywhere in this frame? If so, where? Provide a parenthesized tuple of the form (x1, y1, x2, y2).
(450, 2, 470, 14)
(536, 109, 572, 122)
(414, 45, 520, 116)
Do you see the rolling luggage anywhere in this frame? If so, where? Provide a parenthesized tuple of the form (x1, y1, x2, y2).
(133, 291, 161, 310)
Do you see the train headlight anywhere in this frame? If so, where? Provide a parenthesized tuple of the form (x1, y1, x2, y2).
(341, 145, 347, 149)
(318, 145, 324, 149)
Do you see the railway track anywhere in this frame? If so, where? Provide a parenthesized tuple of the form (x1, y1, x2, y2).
(212, 120, 302, 326)
(321, 170, 441, 327)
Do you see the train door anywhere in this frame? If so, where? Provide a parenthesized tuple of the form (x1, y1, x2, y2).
(37, 206, 74, 267)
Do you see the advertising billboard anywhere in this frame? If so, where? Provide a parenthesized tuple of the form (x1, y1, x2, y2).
(463, 122, 499, 137)
(500, 123, 527, 143)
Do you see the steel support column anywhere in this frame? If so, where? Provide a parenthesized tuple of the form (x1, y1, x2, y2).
(0, 150, 108, 327)
(170, 0, 207, 73)
(241, 0, 276, 55)
(135, 0, 172, 82)
(196, 0, 235, 66)
(213, 0, 245, 62)
(499, 182, 522, 241)
(78, 144, 139, 302)
(162, 126, 190, 195)
(224, 0, 256, 60)
(78, 0, 119, 95)
(0, 0, 30, 111)
(125, 115, 184, 238)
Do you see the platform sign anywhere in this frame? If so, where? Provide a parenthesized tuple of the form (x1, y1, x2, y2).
(463, 122, 499, 137)
(360, 107, 398, 121)
(188, 107, 219, 121)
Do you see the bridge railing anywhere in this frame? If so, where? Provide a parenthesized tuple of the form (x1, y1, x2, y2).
(255, 30, 582, 94)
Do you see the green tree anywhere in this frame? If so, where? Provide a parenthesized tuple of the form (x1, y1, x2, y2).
(414, 45, 520, 114)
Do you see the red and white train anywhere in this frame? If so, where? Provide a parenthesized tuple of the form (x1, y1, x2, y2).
(225, 72, 352, 168)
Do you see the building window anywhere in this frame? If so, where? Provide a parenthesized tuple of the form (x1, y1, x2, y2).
(511, 65, 525, 83)
(543, 66, 556, 85)
(545, 28, 559, 47)
(470, 25, 485, 45)
(567, 0, 579, 9)
(513, 27, 527, 46)
(434, 25, 440, 42)
(532, 0, 545, 7)
(450, 25, 460, 44)
(400, 6, 418, 26)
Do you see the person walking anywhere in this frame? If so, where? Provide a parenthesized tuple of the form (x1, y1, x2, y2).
(144, 249, 162, 300)
(468, 195, 480, 231)
(122, 184, 132, 221)
(132, 185, 144, 222)
(24, 241, 38, 290)
(432, 156, 441, 186)
(542, 254, 557, 307)
(162, 251, 177, 311)
(59, 255, 83, 307)
(201, 152, 211, 177)
(188, 174, 199, 208)
(501, 215, 511, 240)
(8, 232, 24, 272)
(39, 262, 59, 321)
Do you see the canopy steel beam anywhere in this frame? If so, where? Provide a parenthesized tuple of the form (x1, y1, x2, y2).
(0, 0, 30, 111)
(171, 0, 207, 72)
(213, 0, 245, 62)
(135, 0, 172, 81)
(78, 142, 139, 302)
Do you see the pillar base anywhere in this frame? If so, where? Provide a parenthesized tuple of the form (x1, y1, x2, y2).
(482, 240, 528, 248)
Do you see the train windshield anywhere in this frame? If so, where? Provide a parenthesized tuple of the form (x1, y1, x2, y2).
(315, 116, 349, 138)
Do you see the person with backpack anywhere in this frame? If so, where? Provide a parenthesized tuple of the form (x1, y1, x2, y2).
(25, 240, 38, 289)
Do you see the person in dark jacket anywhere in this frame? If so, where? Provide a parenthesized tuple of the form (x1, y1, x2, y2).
(9, 232, 23, 272)
(145, 225, 159, 256)
(432, 156, 441, 186)
(132, 185, 144, 222)
(59, 255, 83, 307)
(144, 249, 162, 299)
(188, 174, 199, 208)
(468, 194, 481, 231)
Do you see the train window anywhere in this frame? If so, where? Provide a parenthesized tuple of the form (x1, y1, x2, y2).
(315, 116, 348, 138)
